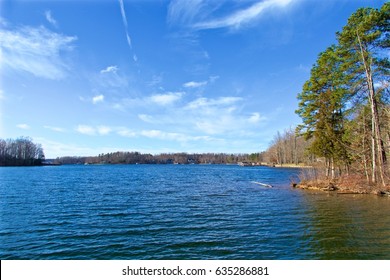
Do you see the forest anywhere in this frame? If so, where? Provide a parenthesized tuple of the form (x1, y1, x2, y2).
(53, 152, 263, 165)
(264, 3, 390, 190)
(0, 137, 45, 166)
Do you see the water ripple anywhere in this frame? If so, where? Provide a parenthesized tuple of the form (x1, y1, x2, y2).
(1, 165, 390, 259)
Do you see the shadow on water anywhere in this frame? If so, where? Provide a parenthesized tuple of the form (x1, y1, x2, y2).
(300, 192, 390, 259)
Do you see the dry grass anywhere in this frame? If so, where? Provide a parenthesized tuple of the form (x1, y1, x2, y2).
(294, 167, 390, 196)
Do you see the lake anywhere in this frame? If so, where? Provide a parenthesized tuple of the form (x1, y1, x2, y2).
(1, 164, 389, 259)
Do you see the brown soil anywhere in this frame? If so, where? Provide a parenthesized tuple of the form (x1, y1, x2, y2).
(293, 174, 390, 196)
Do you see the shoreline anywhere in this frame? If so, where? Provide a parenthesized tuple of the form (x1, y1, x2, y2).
(268, 163, 313, 169)
(293, 181, 390, 196)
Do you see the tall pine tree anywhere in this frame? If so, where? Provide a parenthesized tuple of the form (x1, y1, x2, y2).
(337, 3, 389, 185)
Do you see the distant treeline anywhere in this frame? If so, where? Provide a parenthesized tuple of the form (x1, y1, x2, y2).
(0, 137, 45, 166)
(54, 152, 264, 165)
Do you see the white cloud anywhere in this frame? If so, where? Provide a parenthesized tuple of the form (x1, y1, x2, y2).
(92, 94, 104, 104)
(93, 68, 129, 89)
(168, 0, 208, 26)
(44, 125, 65, 132)
(34, 137, 126, 158)
(169, 0, 295, 31)
(186, 96, 242, 109)
(76, 125, 96, 135)
(180, 96, 268, 135)
(97, 125, 111, 135)
(182, 76, 218, 89)
(248, 112, 265, 124)
(76, 125, 112, 136)
(194, 114, 236, 135)
(140, 129, 216, 143)
(149, 92, 183, 106)
(183, 80, 208, 88)
(141, 130, 163, 138)
(100, 65, 118, 74)
(45, 10, 58, 28)
(0, 25, 76, 80)
(110, 93, 183, 111)
(196, 0, 294, 29)
(17, 124, 30, 130)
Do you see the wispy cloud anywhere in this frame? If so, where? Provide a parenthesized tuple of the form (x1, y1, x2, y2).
(183, 75, 219, 88)
(140, 129, 214, 143)
(195, 0, 294, 30)
(169, 0, 295, 31)
(97, 125, 111, 135)
(92, 66, 129, 90)
(17, 124, 30, 130)
(185, 96, 242, 109)
(76, 125, 96, 136)
(138, 114, 155, 123)
(73, 124, 216, 145)
(76, 125, 112, 136)
(92, 94, 104, 104)
(149, 92, 183, 106)
(248, 112, 266, 124)
(168, 0, 211, 27)
(34, 137, 126, 158)
(148, 74, 164, 87)
(44, 125, 65, 132)
(0, 25, 76, 79)
(118, 0, 137, 62)
(45, 10, 58, 28)
(180, 96, 267, 135)
(183, 80, 208, 88)
(100, 65, 118, 74)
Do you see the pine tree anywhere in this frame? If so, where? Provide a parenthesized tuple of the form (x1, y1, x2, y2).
(296, 46, 351, 179)
(337, 3, 389, 185)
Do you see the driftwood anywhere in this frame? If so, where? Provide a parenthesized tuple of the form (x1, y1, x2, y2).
(251, 181, 272, 188)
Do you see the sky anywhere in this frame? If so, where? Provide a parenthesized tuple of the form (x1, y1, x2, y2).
(0, 0, 387, 158)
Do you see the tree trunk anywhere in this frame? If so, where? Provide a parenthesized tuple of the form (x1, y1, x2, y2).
(361, 109, 370, 182)
(357, 31, 386, 186)
(331, 157, 335, 180)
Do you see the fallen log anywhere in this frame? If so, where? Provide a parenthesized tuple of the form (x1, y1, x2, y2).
(251, 181, 272, 188)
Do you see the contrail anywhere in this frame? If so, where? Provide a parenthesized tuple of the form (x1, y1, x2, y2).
(118, 0, 137, 61)
(119, 0, 128, 29)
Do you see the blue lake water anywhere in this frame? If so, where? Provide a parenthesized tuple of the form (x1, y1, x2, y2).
(1, 164, 389, 259)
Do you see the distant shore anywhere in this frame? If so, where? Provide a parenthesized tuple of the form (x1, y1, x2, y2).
(266, 163, 312, 168)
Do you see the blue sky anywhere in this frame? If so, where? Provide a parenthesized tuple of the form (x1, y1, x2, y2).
(0, 0, 387, 158)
